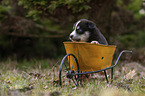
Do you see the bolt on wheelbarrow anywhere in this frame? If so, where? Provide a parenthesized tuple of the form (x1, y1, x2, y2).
(59, 42, 132, 87)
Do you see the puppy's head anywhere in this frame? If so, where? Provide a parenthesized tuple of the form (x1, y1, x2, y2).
(69, 19, 96, 42)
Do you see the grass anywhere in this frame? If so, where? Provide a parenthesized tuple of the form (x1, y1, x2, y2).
(0, 59, 145, 96)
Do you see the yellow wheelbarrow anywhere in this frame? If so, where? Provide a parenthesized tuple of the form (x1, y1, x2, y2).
(59, 42, 132, 87)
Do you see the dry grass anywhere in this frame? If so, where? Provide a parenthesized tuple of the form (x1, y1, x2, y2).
(0, 59, 145, 96)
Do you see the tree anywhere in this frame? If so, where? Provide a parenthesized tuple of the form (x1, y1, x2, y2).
(0, 0, 145, 61)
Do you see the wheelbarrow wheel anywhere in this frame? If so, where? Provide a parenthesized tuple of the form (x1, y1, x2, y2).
(59, 54, 79, 87)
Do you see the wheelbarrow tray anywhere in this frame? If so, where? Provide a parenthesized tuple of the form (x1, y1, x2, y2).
(64, 42, 116, 72)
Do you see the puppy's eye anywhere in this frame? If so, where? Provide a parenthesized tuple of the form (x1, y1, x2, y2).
(78, 29, 83, 34)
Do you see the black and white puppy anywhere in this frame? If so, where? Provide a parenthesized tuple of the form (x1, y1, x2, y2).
(69, 19, 108, 45)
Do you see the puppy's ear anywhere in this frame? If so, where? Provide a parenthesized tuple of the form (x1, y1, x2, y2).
(87, 22, 95, 29)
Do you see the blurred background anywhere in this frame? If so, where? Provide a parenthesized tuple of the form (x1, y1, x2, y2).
(0, 0, 145, 64)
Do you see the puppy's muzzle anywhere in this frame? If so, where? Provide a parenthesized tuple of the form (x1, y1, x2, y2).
(69, 35, 73, 39)
(69, 35, 80, 41)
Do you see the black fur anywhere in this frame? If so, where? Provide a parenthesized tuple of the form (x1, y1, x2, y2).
(70, 19, 108, 45)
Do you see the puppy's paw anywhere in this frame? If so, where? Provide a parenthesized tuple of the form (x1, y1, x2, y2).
(91, 41, 99, 44)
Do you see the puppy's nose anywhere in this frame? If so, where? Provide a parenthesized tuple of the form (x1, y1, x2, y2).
(69, 35, 73, 39)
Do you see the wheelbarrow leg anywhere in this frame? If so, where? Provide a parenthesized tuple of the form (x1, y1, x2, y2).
(111, 68, 113, 84)
(104, 70, 109, 83)
(80, 72, 83, 85)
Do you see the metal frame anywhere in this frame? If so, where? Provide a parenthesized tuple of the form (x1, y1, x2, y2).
(59, 50, 132, 86)
(59, 54, 80, 86)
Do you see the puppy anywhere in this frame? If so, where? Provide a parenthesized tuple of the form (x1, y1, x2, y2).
(69, 19, 108, 80)
(69, 19, 108, 45)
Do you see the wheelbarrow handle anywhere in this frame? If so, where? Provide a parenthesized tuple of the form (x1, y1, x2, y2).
(113, 50, 132, 67)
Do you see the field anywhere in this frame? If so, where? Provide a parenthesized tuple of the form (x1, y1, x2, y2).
(0, 59, 145, 96)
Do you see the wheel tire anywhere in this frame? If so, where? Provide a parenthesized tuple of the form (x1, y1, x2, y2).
(59, 54, 79, 87)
